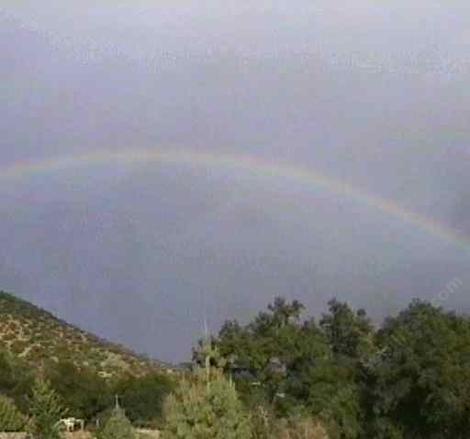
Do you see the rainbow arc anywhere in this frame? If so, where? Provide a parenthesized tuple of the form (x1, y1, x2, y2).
(1, 149, 468, 251)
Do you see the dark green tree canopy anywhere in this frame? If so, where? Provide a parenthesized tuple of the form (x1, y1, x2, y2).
(371, 300, 470, 438)
(204, 295, 470, 439)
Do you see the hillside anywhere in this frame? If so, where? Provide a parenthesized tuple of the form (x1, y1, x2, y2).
(0, 291, 165, 377)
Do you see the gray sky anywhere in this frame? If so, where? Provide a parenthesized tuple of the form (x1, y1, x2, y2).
(1, 1, 469, 362)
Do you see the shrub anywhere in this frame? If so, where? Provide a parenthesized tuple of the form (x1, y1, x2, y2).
(97, 404, 136, 439)
(162, 369, 252, 439)
(47, 361, 112, 420)
(113, 372, 174, 427)
(0, 394, 27, 432)
(29, 377, 66, 439)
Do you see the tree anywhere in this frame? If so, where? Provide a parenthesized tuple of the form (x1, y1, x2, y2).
(29, 377, 66, 439)
(0, 394, 27, 432)
(47, 361, 112, 421)
(162, 368, 252, 439)
(209, 298, 364, 436)
(369, 300, 470, 438)
(208, 298, 319, 406)
(0, 351, 34, 412)
(320, 299, 374, 361)
(97, 399, 136, 439)
(113, 372, 174, 427)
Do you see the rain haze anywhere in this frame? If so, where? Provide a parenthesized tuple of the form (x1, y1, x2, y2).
(1, 0, 469, 363)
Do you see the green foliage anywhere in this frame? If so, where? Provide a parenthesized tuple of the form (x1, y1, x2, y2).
(47, 361, 112, 421)
(320, 298, 374, 361)
(206, 296, 470, 437)
(3, 289, 470, 438)
(0, 350, 33, 412)
(162, 369, 252, 439)
(29, 377, 66, 439)
(96, 405, 136, 439)
(208, 297, 363, 437)
(293, 362, 362, 438)
(114, 372, 175, 427)
(368, 300, 470, 438)
(0, 394, 27, 432)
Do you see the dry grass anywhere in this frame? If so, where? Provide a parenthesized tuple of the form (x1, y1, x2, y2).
(275, 419, 329, 439)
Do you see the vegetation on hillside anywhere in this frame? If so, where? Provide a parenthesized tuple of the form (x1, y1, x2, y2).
(0, 291, 176, 429)
(0, 291, 163, 377)
(0, 394, 27, 432)
(1, 291, 470, 437)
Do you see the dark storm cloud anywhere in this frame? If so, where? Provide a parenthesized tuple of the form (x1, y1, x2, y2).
(1, 1, 469, 361)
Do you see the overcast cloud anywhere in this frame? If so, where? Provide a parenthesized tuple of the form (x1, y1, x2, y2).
(1, 1, 469, 362)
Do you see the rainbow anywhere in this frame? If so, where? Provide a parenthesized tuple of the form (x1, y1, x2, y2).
(0, 148, 468, 251)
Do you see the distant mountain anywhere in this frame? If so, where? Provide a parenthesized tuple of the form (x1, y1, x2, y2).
(0, 291, 166, 377)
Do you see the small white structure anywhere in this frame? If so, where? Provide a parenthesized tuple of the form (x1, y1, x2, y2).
(57, 417, 85, 432)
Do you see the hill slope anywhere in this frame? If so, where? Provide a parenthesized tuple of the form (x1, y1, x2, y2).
(0, 291, 164, 377)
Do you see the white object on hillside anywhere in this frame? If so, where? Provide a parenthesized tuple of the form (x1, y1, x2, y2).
(57, 417, 85, 432)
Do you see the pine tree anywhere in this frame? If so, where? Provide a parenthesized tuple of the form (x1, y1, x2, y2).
(96, 397, 136, 439)
(162, 367, 252, 439)
(0, 394, 27, 432)
(162, 371, 252, 439)
(29, 377, 66, 439)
